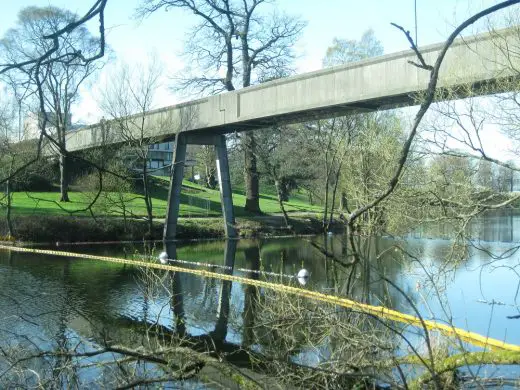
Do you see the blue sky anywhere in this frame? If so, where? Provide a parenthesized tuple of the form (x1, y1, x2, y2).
(0, 0, 516, 123)
(0, 1, 508, 69)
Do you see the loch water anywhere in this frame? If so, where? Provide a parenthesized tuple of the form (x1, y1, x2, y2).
(1, 210, 519, 387)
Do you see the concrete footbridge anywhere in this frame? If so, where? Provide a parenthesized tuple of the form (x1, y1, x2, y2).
(61, 28, 520, 240)
(66, 28, 519, 152)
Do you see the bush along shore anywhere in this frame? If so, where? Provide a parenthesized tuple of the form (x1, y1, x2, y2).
(0, 214, 330, 244)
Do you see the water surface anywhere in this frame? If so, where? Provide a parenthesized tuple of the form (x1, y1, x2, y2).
(1, 211, 519, 387)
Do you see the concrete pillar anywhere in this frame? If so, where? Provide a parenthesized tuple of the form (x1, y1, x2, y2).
(163, 133, 236, 240)
(215, 135, 237, 238)
(163, 134, 187, 241)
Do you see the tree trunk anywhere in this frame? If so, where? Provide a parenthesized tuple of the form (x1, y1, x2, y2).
(205, 167, 217, 189)
(322, 172, 330, 230)
(328, 172, 340, 230)
(121, 194, 128, 232)
(339, 191, 348, 212)
(142, 164, 154, 238)
(17, 103, 22, 141)
(308, 191, 314, 205)
(6, 178, 13, 238)
(243, 132, 261, 214)
(59, 153, 69, 202)
(275, 179, 291, 228)
(328, 161, 344, 230)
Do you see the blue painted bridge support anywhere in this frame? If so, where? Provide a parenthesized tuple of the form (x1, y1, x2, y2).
(163, 133, 237, 240)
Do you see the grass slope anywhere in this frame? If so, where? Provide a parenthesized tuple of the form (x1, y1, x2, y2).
(3, 178, 321, 218)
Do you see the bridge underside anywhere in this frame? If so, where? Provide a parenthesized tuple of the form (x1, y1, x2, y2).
(183, 77, 514, 137)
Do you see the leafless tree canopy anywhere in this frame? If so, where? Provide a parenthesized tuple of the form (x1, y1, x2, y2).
(0, 0, 107, 193)
(137, 0, 305, 95)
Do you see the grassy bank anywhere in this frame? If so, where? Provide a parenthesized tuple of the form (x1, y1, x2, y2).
(0, 177, 326, 242)
(3, 178, 321, 218)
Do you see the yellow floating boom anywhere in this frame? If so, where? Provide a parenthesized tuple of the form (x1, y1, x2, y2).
(1, 244, 518, 352)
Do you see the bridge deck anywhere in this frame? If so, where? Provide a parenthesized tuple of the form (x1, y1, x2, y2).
(63, 28, 520, 152)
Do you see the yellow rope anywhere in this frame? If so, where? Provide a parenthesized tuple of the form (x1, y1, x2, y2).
(1, 244, 518, 352)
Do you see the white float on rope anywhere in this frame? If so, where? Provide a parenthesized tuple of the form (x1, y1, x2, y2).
(158, 251, 169, 264)
(297, 268, 309, 285)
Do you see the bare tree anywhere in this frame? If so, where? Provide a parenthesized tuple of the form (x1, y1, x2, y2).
(137, 0, 305, 214)
(300, 117, 355, 230)
(343, 0, 520, 229)
(0, 3, 106, 212)
(256, 124, 315, 227)
(99, 58, 172, 237)
(0, 5, 106, 202)
(0, 0, 118, 240)
(99, 60, 160, 237)
(323, 29, 383, 68)
(295, 30, 396, 232)
(0, 100, 16, 238)
(195, 145, 218, 189)
(0, 69, 34, 142)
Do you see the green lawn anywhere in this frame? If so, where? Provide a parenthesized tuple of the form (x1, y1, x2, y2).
(3, 178, 321, 218)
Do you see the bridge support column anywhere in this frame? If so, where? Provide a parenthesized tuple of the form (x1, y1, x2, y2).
(164, 134, 187, 241)
(163, 133, 236, 241)
(215, 135, 237, 238)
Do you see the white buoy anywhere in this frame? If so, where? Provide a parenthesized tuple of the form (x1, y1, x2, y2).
(158, 251, 169, 264)
(297, 268, 309, 285)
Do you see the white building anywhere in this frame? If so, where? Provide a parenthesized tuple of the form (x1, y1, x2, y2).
(147, 142, 174, 176)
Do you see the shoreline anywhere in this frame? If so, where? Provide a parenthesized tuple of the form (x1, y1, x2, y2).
(0, 214, 337, 245)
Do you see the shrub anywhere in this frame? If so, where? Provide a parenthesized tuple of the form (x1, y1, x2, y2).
(12, 173, 55, 192)
(8, 216, 162, 243)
